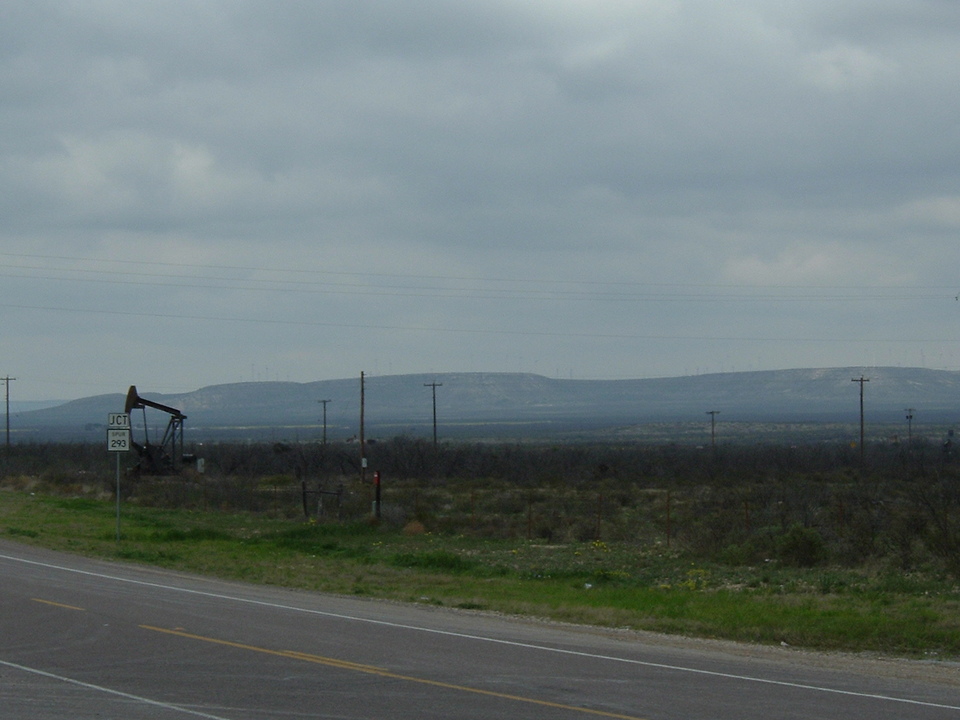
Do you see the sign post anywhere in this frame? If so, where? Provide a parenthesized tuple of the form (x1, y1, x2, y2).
(107, 413, 130, 541)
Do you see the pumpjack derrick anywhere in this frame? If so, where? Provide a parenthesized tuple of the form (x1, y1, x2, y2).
(125, 385, 188, 475)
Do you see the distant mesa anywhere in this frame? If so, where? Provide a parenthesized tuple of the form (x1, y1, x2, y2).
(11, 367, 960, 443)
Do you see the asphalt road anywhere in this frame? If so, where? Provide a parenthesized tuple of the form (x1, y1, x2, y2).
(0, 539, 957, 719)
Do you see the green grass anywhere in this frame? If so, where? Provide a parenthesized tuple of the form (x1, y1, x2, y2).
(2, 490, 958, 659)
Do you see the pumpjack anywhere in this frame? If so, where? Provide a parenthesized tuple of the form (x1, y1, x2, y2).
(124, 385, 188, 475)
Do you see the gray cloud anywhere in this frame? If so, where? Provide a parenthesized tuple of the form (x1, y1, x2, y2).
(2, 1, 959, 400)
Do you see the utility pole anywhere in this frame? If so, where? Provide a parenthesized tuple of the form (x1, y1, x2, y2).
(318, 399, 331, 445)
(2, 376, 15, 450)
(852, 376, 869, 471)
(424, 381, 442, 447)
(706, 410, 719, 452)
(359, 372, 365, 487)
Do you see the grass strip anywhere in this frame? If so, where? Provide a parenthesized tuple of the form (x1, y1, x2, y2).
(1, 491, 957, 659)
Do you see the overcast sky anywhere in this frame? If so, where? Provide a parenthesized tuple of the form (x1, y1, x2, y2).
(3, 1, 960, 401)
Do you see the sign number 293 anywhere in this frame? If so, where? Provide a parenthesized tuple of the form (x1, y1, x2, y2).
(107, 413, 130, 452)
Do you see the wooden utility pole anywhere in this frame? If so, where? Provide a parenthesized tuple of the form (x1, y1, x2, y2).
(2, 376, 15, 450)
(318, 399, 331, 445)
(359, 372, 365, 486)
(424, 381, 442, 447)
(706, 410, 719, 452)
(852, 376, 869, 470)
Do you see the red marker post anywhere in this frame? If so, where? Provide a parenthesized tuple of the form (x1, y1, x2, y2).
(373, 471, 381, 520)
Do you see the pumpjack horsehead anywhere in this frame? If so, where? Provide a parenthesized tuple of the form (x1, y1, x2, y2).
(124, 385, 190, 475)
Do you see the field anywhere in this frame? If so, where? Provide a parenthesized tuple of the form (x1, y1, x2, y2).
(1, 438, 959, 659)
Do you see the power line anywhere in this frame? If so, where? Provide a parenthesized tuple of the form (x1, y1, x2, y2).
(3, 266, 944, 304)
(0, 252, 952, 301)
(0, 302, 952, 345)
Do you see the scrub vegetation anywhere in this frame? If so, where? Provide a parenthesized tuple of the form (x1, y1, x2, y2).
(1, 437, 959, 659)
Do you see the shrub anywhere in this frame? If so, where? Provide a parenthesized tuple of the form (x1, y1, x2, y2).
(388, 550, 476, 573)
(777, 524, 827, 567)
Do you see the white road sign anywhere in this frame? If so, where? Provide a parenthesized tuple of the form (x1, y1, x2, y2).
(107, 428, 130, 452)
(108, 413, 130, 429)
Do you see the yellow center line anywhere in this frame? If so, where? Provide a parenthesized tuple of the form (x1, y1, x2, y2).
(32, 598, 85, 611)
(141, 625, 648, 720)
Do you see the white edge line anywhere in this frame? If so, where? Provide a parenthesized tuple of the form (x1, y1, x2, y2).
(2, 552, 957, 712)
(0, 658, 233, 720)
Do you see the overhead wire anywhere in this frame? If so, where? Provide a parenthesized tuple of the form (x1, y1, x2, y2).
(0, 301, 947, 345)
(0, 251, 950, 303)
(0, 250, 954, 348)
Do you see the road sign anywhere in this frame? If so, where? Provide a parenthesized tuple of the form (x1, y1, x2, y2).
(107, 428, 130, 452)
(108, 413, 130, 429)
